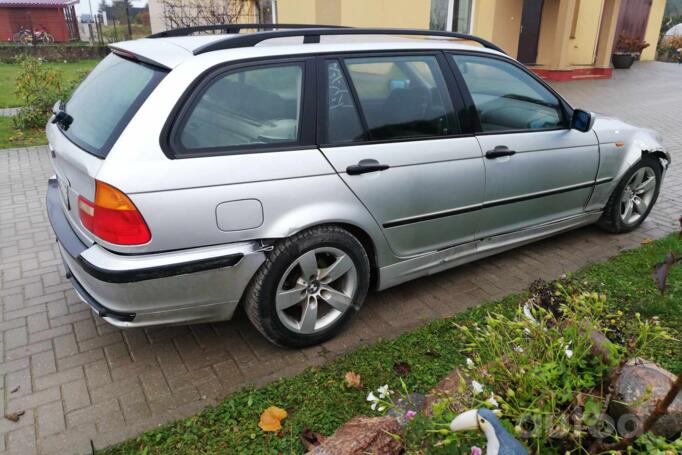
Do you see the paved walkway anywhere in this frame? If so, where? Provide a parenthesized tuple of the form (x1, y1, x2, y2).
(0, 109, 20, 117)
(1, 61, 681, 454)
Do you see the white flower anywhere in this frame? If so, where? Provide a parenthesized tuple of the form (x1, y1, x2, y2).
(371, 402, 378, 410)
(565, 347, 574, 358)
(466, 357, 474, 368)
(523, 304, 538, 324)
(471, 380, 484, 395)
(486, 395, 499, 408)
(514, 345, 524, 353)
(367, 391, 377, 402)
(377, 384, 390, 399)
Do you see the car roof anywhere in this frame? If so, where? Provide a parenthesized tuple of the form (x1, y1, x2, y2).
(110, 33, 505, 70)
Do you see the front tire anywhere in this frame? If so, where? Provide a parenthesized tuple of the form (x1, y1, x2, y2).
(243, 225, 370, 347)
(597, 157, 662, 233)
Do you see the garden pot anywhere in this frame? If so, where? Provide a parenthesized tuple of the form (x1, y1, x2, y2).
(612, 53, 636, 69)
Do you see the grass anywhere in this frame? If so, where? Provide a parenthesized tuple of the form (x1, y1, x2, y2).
(0, 59, 99, 108)
(0, 117, 46, 149)
(101, 234, 682, 454)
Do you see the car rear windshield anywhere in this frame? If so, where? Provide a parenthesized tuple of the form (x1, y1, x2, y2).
(60, 53, 166, 158)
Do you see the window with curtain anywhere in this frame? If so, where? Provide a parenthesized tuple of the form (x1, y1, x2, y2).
(429, 0, 473, 33)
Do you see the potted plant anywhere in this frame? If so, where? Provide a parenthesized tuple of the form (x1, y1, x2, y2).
(612, 33, 650, 68)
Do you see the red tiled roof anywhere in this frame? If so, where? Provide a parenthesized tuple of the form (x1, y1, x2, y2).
(0, 0, 77, 7)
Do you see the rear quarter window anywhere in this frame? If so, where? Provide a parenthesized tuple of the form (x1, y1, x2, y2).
(60, 53, 166, 158)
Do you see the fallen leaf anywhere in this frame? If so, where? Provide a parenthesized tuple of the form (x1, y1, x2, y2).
(393, 361, 411, 377)
(344, 371, 362, 389)
(258, 406, 287, 432)
(4, 411, 25, 422)
(300, 428, 326, 450)
(10, 385, 20, 393)
(641, 238, 653, 245)
(652, 251, 680, 294)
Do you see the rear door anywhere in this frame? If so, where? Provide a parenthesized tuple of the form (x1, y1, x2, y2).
(448, 53, 599, 239)
(318, 53, 485, 257)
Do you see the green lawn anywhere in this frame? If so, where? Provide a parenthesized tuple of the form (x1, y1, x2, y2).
(0, 59, 99, 108)
(0, 117, 46, 149)
(101, 233, 682, 454)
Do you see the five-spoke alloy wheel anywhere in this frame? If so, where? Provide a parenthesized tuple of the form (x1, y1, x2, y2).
(598, 157, 662, 233)
(244, 226, 370, 347)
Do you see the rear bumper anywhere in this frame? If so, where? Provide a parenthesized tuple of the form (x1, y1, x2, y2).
(47, 177, 266, 327)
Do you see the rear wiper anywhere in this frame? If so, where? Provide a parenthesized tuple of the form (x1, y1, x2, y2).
(51, 100, 73, 130)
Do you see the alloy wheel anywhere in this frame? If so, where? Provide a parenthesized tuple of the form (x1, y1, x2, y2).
(620, 166, 657, 225)
(275, 247, 358, 334)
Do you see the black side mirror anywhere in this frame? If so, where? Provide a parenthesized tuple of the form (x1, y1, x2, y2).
(571, 109, 593, 132)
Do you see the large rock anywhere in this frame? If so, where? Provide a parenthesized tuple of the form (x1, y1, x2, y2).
(306, 416, 402, 455)
(609, 359, 682, 438)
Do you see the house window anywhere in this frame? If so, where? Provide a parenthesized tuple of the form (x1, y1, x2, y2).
(429, 0, 473, 33)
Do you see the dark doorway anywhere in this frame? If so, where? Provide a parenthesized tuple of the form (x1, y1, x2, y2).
(517, 0, 545, 64)
(615, 0, 652, 40)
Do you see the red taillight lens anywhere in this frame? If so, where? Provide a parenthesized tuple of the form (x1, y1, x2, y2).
(78, 181, 151, 245)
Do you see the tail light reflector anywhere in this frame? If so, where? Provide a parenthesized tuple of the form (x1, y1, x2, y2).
(78, 181, 151, 245)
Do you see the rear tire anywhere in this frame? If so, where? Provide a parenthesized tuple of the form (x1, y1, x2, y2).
(243, 225, 370, 347)
(597, 157, 662, 234)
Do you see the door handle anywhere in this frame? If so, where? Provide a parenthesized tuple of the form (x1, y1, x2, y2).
(485, 146, 517, 159)
(346, 159, 390, 175)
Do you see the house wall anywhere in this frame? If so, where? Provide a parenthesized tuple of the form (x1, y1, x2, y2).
(278, 0, 429, 28)
(0, 7, 70, 42)
(641, 0, 665, 60)
(490, 0, 523, 58)
(567, 0, 605, 65)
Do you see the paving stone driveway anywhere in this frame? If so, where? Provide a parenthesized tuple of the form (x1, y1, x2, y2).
(1, 61, 681, 454)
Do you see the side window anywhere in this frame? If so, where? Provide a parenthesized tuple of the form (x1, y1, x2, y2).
(176, 63, 304, 154)
(451, 55, 565, 132)
(343, 55, 459, 141)
(325, 60, 365, 143)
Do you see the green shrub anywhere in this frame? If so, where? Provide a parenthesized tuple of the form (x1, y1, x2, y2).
(12, 56, 88, 129)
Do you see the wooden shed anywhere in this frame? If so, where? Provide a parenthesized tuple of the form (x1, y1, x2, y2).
(0, 0, 79, 43)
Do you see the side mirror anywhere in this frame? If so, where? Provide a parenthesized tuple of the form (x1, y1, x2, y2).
(571, 109, 594, 132)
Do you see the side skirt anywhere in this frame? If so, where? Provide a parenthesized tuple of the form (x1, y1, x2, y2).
(377, 211, 602, 291)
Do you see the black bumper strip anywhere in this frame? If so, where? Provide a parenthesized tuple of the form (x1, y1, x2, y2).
(47, 178, 245, 284)
(67, 268, 136, 322)
(77, 253, 244, 284)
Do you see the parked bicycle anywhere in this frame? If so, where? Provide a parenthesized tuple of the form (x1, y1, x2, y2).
(12, 25, 54, 45)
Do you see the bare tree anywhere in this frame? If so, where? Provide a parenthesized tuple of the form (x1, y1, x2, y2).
(160, 0, 252, 29)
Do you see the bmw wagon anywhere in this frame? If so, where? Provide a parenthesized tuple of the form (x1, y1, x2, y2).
(46, 25, 670, 347)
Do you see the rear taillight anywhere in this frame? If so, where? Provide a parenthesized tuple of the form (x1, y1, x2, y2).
(78, 181, 151, 245)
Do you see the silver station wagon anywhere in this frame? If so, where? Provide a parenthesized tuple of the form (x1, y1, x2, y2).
(46, 25, 670, 347)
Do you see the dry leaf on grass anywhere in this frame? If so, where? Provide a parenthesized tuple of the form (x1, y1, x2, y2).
(641, 238, 653, 245)
(344, 371, 362, 389)
(4, 411, 25, 422)
(393, 361, 411, 377)
(259, 406, 288, 432)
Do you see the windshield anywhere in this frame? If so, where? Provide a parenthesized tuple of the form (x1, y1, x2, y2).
(61, 53, 166, 158)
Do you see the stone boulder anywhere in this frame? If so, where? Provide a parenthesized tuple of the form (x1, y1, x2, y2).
(306, 416, 402, 455)
(609, 359, 682, 438)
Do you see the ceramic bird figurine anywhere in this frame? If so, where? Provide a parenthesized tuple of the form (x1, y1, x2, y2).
(450, 408, 528, 455)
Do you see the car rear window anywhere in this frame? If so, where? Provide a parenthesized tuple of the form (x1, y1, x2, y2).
(60, 53, 166, 158)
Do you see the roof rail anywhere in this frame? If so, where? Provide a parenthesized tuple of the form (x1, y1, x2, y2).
(192, 27, 507, 55)
(147, 23, 349, 39)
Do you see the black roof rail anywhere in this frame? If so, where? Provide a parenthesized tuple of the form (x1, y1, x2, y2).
(192, 27, 507, 55)
(147, 23, 349, 39)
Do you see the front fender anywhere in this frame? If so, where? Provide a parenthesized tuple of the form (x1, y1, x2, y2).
(586, 120, 668, 211)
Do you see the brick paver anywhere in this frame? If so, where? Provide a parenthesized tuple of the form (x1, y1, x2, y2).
(1, 61, 681, 454)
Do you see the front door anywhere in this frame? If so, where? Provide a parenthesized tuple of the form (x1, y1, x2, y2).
(450, 54, 599, 239)
(318, 54, 485, 257)
(517, 0, 545, 64)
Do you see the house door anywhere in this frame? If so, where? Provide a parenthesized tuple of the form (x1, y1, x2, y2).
(615, 0, 652, 40)
(517, 0, 545, 64)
